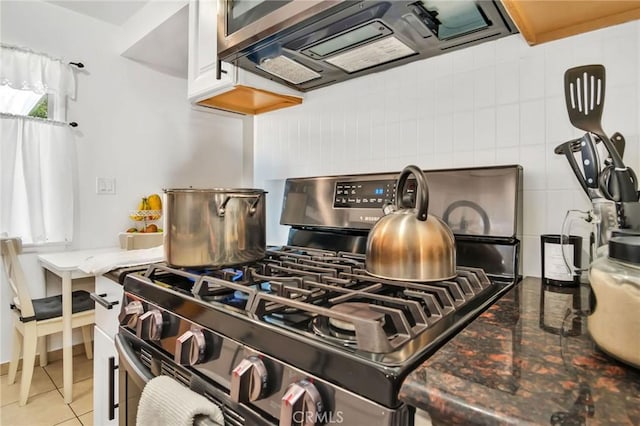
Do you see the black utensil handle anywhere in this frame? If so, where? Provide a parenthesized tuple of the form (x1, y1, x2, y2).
(611, 132, 625, 159)
(108, 356, 119, 421)
(555, 139, 589, 195)
(90, 292, 120, 310)
(613, 168, 639, 202)
(580, 134, 599, 188)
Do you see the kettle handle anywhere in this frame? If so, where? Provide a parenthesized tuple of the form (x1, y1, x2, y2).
(396, 165, 429, 221)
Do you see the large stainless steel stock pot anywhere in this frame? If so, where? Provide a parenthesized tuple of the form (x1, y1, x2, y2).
(163, 188, 266, 268)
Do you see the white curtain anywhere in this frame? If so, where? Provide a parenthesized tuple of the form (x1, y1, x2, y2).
(0, 44, 76, 98)
(0, 115, 75, 244)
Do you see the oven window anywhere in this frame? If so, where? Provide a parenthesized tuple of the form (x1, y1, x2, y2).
(227, 0, 291, 35)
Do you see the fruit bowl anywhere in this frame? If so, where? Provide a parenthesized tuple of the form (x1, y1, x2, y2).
(129, 209, 162, 221)
(119, 232, 163, 250)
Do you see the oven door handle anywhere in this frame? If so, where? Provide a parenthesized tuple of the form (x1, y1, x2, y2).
(115, 332, 153, 389)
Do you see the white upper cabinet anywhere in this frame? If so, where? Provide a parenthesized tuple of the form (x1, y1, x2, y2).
(187, 0, 303, 115)
(187, 0, 234, 102)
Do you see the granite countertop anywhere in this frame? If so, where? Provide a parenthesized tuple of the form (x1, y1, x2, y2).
(399, 277, 640, 425)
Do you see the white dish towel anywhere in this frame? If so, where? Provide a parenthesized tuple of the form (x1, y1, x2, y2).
(136, 375, 224, 426)
(78, 245, 165, 275)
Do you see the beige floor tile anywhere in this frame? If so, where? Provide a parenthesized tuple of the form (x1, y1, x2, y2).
(78, 412, 93, 426)
(0, 388, 76, 426)
(44, 355, 93, 388)
(69, 378, 93, 417)
(0, 367, 57, 407)
(54, 418, 82, 426)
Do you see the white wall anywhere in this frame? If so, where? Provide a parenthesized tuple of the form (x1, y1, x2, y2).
(0, 0, 246, 362)
(254, 21, 640, 278)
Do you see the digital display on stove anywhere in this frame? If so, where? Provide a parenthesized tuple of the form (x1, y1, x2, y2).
(334, 179, 396, 208)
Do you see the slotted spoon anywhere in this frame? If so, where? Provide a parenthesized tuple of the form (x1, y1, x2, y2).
(564, 65, 638, 202)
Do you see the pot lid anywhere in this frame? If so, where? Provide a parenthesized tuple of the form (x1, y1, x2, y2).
(608, 236, 640, 265)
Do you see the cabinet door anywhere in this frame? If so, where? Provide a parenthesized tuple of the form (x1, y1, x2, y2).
(94, 275, 124, 339)
(188, 0, 234, 102)
(93, 326, 119, 426)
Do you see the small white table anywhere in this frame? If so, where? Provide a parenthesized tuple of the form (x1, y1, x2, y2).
(37, 247, 119, 403)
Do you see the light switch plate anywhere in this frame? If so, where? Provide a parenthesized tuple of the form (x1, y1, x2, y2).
(96, 177, 116, 195)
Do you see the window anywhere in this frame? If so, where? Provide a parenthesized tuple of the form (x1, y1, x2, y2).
(0, 44, 77, 245)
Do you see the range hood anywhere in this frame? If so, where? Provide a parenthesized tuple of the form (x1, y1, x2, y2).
(218, 0, 518, 92)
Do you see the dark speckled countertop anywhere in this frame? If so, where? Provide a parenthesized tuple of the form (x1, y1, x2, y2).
(399, 277, 640, 425)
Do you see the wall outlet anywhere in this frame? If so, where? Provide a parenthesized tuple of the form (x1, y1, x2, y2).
(96, 177, 116, 195)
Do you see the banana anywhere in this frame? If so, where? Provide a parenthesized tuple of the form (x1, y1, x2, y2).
(129, 197, 150, 221)
(147, 194, 162, 219)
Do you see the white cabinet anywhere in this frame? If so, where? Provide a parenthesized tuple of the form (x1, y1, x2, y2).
(93, 275, 123, 426)
(93, 326, 119, 426)
(187, 0, 303, 114)
(187, 0, 234, 102)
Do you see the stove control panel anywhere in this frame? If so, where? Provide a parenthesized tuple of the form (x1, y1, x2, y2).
(333, 178, 418, 209)
(334, 179, 395, 208)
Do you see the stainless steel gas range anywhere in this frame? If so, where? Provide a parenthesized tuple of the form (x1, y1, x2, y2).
(115, 165, 522, 426)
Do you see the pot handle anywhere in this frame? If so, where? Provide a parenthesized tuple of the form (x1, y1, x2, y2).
(216, 194, 262, 217)
(396, 165, 429, 221)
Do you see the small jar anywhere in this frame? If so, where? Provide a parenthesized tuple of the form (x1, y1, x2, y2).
(588, 236, 640, 369)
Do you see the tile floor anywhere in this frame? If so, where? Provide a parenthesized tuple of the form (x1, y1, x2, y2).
(0, 354, 94, 426)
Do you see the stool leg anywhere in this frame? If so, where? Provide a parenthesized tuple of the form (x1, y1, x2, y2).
(8, 326, 22, 384)
(81, 326, 93, 359)
(38, 336, 48, 367)
(19, 323, 37, 406)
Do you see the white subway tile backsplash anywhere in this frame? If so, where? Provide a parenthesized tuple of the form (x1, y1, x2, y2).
(522, 236, 542, 278)
(453, 72, 475, 111)
(434, 114, 454, 153)
(474, 149, 496, 166)
(371, 124, 386, 160)
(473, 42, 496, 69)
(474, 66, 496, 108)
(603, 85, 638, 136)
(495, 147, 519, 164)
(519, 53, 546, 101)
(546, 190, 578, 233)
(545, 96, 575, 145)
(453, 111, 474, 152)
(571, 32, 605, 65)
(254, 23, 639, 278)
(519, 99, 546, 146)
(496, 104, 520, 147)
(434, 75, 454, 114)
(523, 190, 547, 235)
(519, 145, 547, 190)
(494, 34, 527, 63)
(417, 116, 435, 156)
(453, 151, 474, 167)
(474, 107, 496, 150)
(495, 60, 520, 105)
(544, 42, 576, 98)
(452, 48, 476, 73)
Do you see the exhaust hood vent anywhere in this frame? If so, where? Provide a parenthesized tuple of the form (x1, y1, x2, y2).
(218, 0, 518, 92)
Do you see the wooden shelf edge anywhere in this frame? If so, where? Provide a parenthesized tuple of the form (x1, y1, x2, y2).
(197, 85, 303, 115)
(502, 0, 640, 46)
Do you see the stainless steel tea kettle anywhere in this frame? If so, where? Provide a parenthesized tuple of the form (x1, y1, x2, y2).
(365, 165, 456, 282)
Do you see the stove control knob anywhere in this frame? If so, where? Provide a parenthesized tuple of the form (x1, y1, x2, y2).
(136, 309, 164, 341)
(280, 379, 324, 426)
(175, 328, 206, 366)
(230, 356, 268, 403)
(118, 300, 144, 329)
